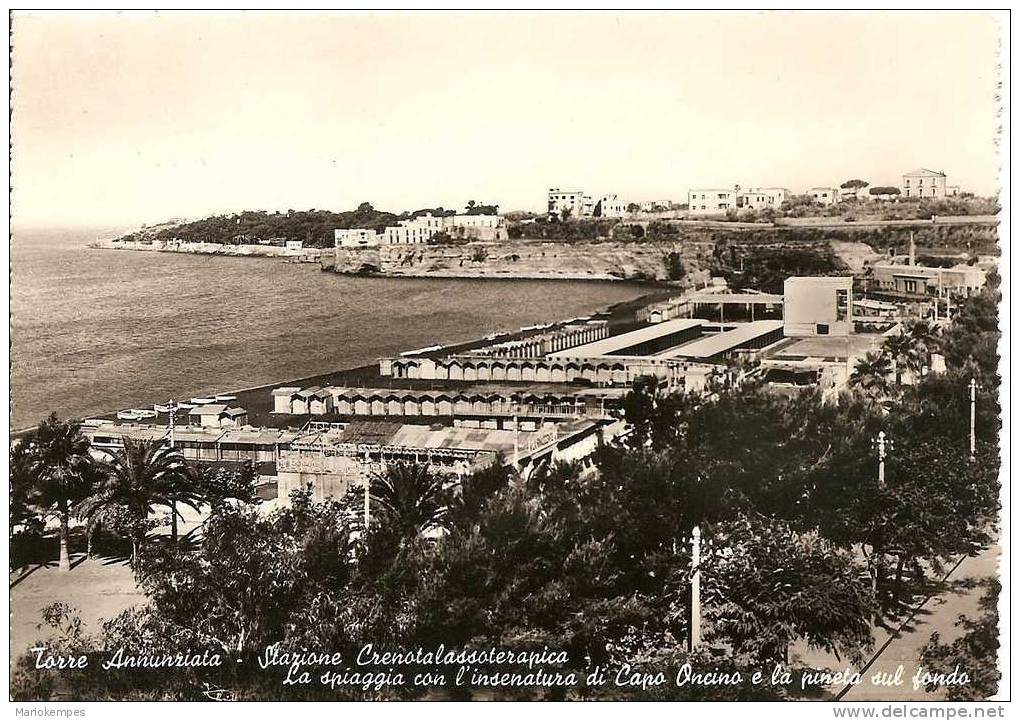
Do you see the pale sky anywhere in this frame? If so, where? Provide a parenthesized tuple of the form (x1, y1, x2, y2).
(11, 11, 1003, 227)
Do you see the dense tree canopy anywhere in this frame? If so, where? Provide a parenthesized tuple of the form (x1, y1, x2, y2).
(12, 272, 1001, 701)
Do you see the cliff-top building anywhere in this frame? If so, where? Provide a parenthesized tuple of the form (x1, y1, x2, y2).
(687, 188, 738, 215)
(807, 187, 840, 205)
(548, 189, 593, 219)
(900, 169, 958, 199)
(335, 209, 507, 247)
(547, 188, 627, 219)
(686, 186, 788, 215)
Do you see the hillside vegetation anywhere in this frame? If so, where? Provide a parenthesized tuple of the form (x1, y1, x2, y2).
(117, 204, 454, 249)
(510, 218, 997, 254)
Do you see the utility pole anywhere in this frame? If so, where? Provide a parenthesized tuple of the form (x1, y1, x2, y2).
(362, 450, 372, 530)
(969, 378, 978, 459)
(167, 399, 177, 449)
(167, 399, 179, 542)
(874, 431, 892, 488)
(689, 526, 702, 651)
(513, 394, 520, 469)
(869, 431, 891, 628)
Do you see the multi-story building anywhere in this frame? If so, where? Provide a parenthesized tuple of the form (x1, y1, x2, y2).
(901, 169, 950, 199)
(686, 186, 787, 215)
(548, 189, 593, 218)
(446, 213, 509, 240)
(808, 187, 840, 205)
(383, 213, 448, 245)
(335, 228, 381, 248)
(868, 262, 986, 297)
(336, 211, 507, 247)
(739, 187, 788, 210)
(687, 188, 738, 215)
(594, 194, 627, 218)
(783, 276, 854, 337)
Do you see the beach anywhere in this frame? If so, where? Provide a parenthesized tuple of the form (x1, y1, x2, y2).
(11, 227, 651, 429)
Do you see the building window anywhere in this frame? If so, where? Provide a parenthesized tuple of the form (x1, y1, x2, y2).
(816, 323, 829, 335)
(835, 289, 849, 321)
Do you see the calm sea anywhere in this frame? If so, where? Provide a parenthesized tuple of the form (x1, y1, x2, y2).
(10, 228, 647, 430)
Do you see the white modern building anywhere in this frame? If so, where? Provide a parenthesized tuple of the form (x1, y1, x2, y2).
(594, 194, 627, 218)
(739, 187, 788, 210)
(807, 187, 840, 205)
(687, 186, 787, 215)
(783, 276, 854, 337)
(687, 188, 739, 215)
(335, 211, 507, 247)
(869, 262, 986, 297)
(334, 228, 381, 248)
(548, 189, 594, 218)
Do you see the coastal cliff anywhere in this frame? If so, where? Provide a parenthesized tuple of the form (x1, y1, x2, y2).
(326, 240, 716, 282)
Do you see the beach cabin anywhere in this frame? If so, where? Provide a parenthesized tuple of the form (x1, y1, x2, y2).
(189, 404, 249, 428)
(292, 387, 322, 414)
(308, 388, 334, 415)
(272, 387, 302, 414)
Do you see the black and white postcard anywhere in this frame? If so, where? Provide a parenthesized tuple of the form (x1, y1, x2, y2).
(7, 9, 1010, 712)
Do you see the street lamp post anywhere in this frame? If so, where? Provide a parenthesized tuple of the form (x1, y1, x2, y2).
(869, 430, 893, 627)
(167, 399, 177, 449)
(689, 526, 702, 651)
(165, 399, 180, 542)
(874, 431, 892, 488)
(362, 450, 372, 530)
(969, 378, 978, 459)
(512, 394, 521, 470)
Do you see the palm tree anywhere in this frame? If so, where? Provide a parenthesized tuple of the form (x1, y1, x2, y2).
(368, 461, 450, 540)
(30, 414, 95, 571)
(78, 438, 200, 561)
(849, 351, 894, 397)
(882, 330, 923, 386)
(10, 435, 40, 530)
(907, 320, 942, 376)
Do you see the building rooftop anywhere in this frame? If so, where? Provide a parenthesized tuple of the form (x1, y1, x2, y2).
(903, 168, 946, 177)
(548, 318, 705, 359)
(271, 386, 302, 396)
(337, 420, 404, 446)
(387, 424, 538, 454)
(855, 298, 898, 310)
(785, 276, 853, 287)
(189, 404, 228, 415)
(171, 427, 228, 443)
(659, 320, 784, 360)
(689, 292, 784, 305)
(87, 423, 170, 442)
(768, 334, 885, 361)
(219, 428, 300, 445)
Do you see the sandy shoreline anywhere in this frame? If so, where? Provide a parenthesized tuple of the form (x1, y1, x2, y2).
(10, 286, 668, 438)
